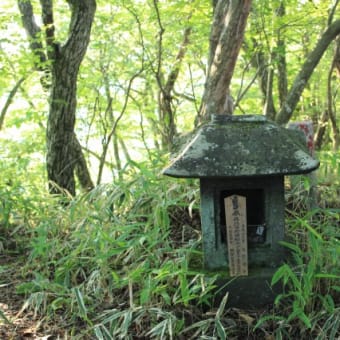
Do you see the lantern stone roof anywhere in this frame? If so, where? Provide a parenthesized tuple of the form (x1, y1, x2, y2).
(163, 115, 319, 178)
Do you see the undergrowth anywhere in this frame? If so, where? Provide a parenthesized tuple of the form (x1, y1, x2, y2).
(0, 153, 339, 338)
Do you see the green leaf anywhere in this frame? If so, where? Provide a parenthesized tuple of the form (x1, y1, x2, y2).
(216, 292, 229, 319)
(298, 311, 312, 329)
(94, 326, 104, 340)
(180, 319, 213, 334)
(254, 315, 285, 330)
(215, 319, 226, 340)
(121, 310, 133, 336)
(315, 273, 340, 280)
(140, 277, 152, 305)
(286, 266, 301, 290)
(279, 241, 302, 255)
(273, 293, 285, 306)
(160, 291, 171, 305)
(180, 273, 190, 306)
(73, 287, 87, 319)
(301, 221, 322, 240)
(271, 264, 288, 286)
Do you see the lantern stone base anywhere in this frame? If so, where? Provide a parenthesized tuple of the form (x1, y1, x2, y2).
(210, 267, 282, 308)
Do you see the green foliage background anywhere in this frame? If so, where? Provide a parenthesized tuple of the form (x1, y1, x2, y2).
(0, 0, 339, 338)
(1, 0, 338, 187)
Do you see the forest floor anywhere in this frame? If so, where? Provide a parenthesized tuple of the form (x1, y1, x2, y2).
(0, 255, 66, 339)
(0, 250, 271, 339)
(0, 252, 265, 339)
(0, 199, 338, 339)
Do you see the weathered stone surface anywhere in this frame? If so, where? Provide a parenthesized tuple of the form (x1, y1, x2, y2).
(163, 115, 319, 178)
(213, 267, 282, 308)
(200, 177, 286, 270)
(162, 114, 320, 308)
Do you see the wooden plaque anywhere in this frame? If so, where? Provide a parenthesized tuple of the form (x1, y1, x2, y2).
(225, 195, 248, 276)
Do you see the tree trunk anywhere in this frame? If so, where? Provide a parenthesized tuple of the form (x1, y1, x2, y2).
(314, 110, 328, 150)
(249, 44, 277, 120)
(328, 36, 340, 150)
(18, 0, 96, 196)
(73, 135, 95, 192)
(263, 66, 276, 120)
(156, 18, 191, 150)
(47, 1, 96, 195)
(275, 19, 340, 125)
(17, 1, 50, 89)
(200, 0, 252, 120)
(113, 134, 122, 176)
(275, 1, 288, 108)
(47, 64, 77, 195)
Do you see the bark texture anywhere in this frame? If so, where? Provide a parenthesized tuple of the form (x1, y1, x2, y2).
(17, 1, 50, 89)
(18, 0, 96, 196)
(200, 0, 252, 119)
(47, 0, 96, 195)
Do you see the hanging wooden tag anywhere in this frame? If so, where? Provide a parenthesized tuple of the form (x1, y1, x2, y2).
(225, 195, 248, 276)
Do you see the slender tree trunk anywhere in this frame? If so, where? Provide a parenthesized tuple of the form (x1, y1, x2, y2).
(17, 1, 50, 89)
(315, 3, 340, 150)
(327, 37, 340, 150)
(200, 0, 252, 120)
(263, 66, 276, 120)
(158, 24, 192, 150)
(113, 134, 122, 173)
(276, 2, 288, 108)
(314, 110, 328, 150)
(96, 70, 141, 185)
(249, 45, 277, 119)
(275, 19, 340, 125)
(0, 77, 26, 131)
(119, 138, 132, 165)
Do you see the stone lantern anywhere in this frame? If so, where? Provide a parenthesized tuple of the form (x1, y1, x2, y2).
(163, 115, 319, 306)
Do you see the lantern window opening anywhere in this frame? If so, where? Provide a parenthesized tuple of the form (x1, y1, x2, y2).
(219, 189, 266, 247)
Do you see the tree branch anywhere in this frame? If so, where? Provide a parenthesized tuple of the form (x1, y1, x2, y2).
(328, 0, 339, 26)
(97, 70, 143, 184)
(17, 0, 47, 68)
(152, 0, 165, 92)
(39, 0, 55, 58)
(164, 27, 192, 94)
(276, 19, 340, 125)
(0, 77, 26, 131)
(63, 0, 96, 62)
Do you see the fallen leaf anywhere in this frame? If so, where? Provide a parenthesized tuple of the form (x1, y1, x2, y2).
(239, 312, 255, 326)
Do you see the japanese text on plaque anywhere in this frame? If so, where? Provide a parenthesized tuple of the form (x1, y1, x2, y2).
(225, 195, 248, 276)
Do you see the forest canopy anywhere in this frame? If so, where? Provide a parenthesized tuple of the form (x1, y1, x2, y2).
(0, 0, 339, 193)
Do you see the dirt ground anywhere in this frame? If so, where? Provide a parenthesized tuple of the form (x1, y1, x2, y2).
(0, 255, 66, 340)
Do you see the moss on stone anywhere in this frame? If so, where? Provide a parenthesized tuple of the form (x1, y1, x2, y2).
(163, 114, 319, 178)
